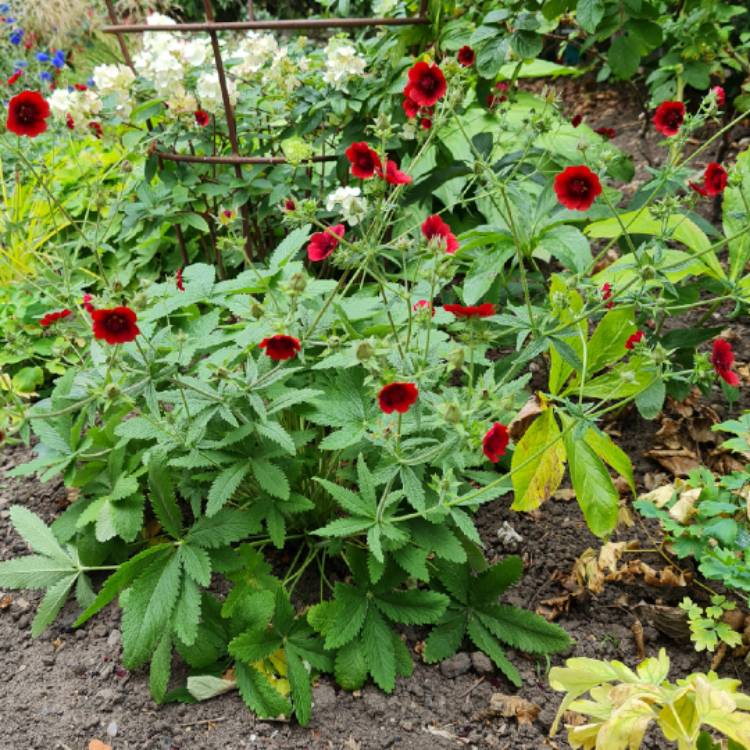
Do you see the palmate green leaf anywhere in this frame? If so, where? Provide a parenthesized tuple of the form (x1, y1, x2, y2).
(235, 662, 291, 719)
(356, 454, 376, 508)
(362, 607, 397, 693)
(230, 628, 283, 663)
(374, 590, 449, 625)
(0, 554, 77, 589)
(408, 520, 466, 563)
(392, 545, 430, 582)
(314, 517, 373, 538)
(478, 604, 572, 654)
(149, 631, 172, 703)
(148, 452, 183, 538)
(186, 509, 256, 548)
(334, 639, 368, 691)
(174, 575, 202, 647)
(121, 551, 182, 668)
(285, 644, 313, 726)
(31, 574, 77, 637)
(256, 421, 296, 456)
(467, 615, 521, 687)
(392, 630, 413, 679)
(206, 462, 249, 516)
(74, 544, 171, 626)
(400, 466, 426, 513)
(9, 506, 70, 562)
(423, 611, 467, 664)
(314, 478, 373, 517)
(251, 458, 290, 500)
(321, 583, 368, 649)
(470, 556, 523, 605)
(179, 544, 212, 587)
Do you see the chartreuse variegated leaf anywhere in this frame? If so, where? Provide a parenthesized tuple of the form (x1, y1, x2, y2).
(511, 408, 566, 511)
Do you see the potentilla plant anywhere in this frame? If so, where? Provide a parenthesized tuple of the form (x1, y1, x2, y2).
(1, 45, 749, 726)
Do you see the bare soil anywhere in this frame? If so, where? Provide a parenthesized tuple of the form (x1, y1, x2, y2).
(2, 77, 750, 750)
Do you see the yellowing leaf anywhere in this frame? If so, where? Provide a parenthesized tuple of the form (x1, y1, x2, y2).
(511, 408, 565, 512)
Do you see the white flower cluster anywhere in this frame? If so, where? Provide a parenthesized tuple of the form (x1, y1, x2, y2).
(48, 87, 102, 129)
(92, 63, 135, 118)
(133, 13, 210, 101)
(326, 186, 368, 226)
(196, 71, 237, 114)
(233, 31, 279, 77)
(322, 39, 366, 91)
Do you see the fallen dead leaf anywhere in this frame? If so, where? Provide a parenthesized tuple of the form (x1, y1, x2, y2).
(487, 693, 541, 725)
(509, 394, 545, 442)
(563, 711, 587, 727)
(0, 594, 12, 610)
(88, 741, 112, 750)
(552, 488, 576, 502)
(632, 619, 646, 660)
(640, 484, 675, 508)
(644, 448, 699, 477)
(668, 487, 701, 523)
(634, 602, 691, 642)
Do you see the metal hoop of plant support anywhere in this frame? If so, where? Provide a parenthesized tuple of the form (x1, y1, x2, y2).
(101, 0, 430, 261)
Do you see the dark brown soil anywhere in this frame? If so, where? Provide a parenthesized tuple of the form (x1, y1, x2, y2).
(2, 78, 750, 750)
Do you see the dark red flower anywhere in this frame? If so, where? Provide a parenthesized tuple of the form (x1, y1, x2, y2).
(91, 306, 140, 345)
(482, 423, 509, 463)
(406, 62, 446, 108)
(422, 214, 459, 253)
(378, 382, 418, 414)
(194, 109, 210, 127)
(6, 90, 50, 138)
(307, 224, 345, 262)
(420, 117, 433, 130)
(259, 334, 301, 361)
(444, 303, 496, 318)
(571, 113, 583, 128)
(703, 162, 728, 196)
(402, 86, 420, 119)
(40, 309, 72, 328)
(457, 46, 476, 67)
(176, 267, 185, 292)
(6, 70, 22, 85)
(73, 83, 87, 92)
(601, 282, 614, 309)
(594, 126, 616, 139)
(376, 159, 412, 186)
(413, 299, 434, 317)
(688, 180, 709, 197)
(712, 86, 725, 108)
(65, 113, 74, 130)
(284, 199, 296, 211)
(89, 121, 102, 138)
(625, 330, 644, 350)
(82, 293, 95, 314)
(653, 101, 685, 137)
(711, 338, 739, 387)
(554, 165, 602, 211)
(487, 82, 509, 109)
(345, 142, 381, 179)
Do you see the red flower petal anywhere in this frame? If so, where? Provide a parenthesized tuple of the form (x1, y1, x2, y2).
(406, 62, 446, 108)
(421, 214, 459, 253)
(376, 159, 412, 186)
(6, 90, 50, 138)
(703, 162, 728, 196)
(457, 46, 476, 67)
(378, 382, 418, 414)
(259, 334, 301, 361)
(443, 303, 496, 318)
(625, 330, 644, 350)
(652, 101, 685, 137)
(711, 338, 740, 387)
(307, 224, 345, 262)
(482, 423, 509, 463)
(40, 309, 72, 327)
(91, 306, 140, 345)
(554, 165, 602, 211)
(345, 142, 381, 180)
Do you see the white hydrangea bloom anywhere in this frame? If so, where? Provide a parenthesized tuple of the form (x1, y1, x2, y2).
(165, 87, 197, 116)
(233, 31, 279, 76)
(146, 12, 177, 26)
(196, 71, 237, 113)
(76, 90, 103, 119)
(326, 186, 368, 226)
(263, 49, 300, 94)
(92, 64, 135, 95)
(322, 40, 366, 90)
(182, 38, 210, 67)
(48, 89, 73, 119)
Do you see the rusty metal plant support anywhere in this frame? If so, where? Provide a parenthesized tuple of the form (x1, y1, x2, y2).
(101, 0, 431, 261)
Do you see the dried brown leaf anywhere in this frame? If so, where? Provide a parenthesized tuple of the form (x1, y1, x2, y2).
(632, 619, 646, 660)
(488, 693, 541, 725)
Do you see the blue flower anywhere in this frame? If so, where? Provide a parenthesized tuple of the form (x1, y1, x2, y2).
(51, 50, 65, 69)
(9, 27, 23, 44)
(0, 5, 11, 13)
(4, 16, 15, 23)
(87, 77, 95, 87)
(36, 52, 50, 62)
(40, 71, 52, 81)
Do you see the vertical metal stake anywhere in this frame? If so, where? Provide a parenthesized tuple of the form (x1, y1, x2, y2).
(202, 0, 254, 262)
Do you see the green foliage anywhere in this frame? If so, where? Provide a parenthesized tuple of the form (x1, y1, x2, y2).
(550, 648, 750, 749)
